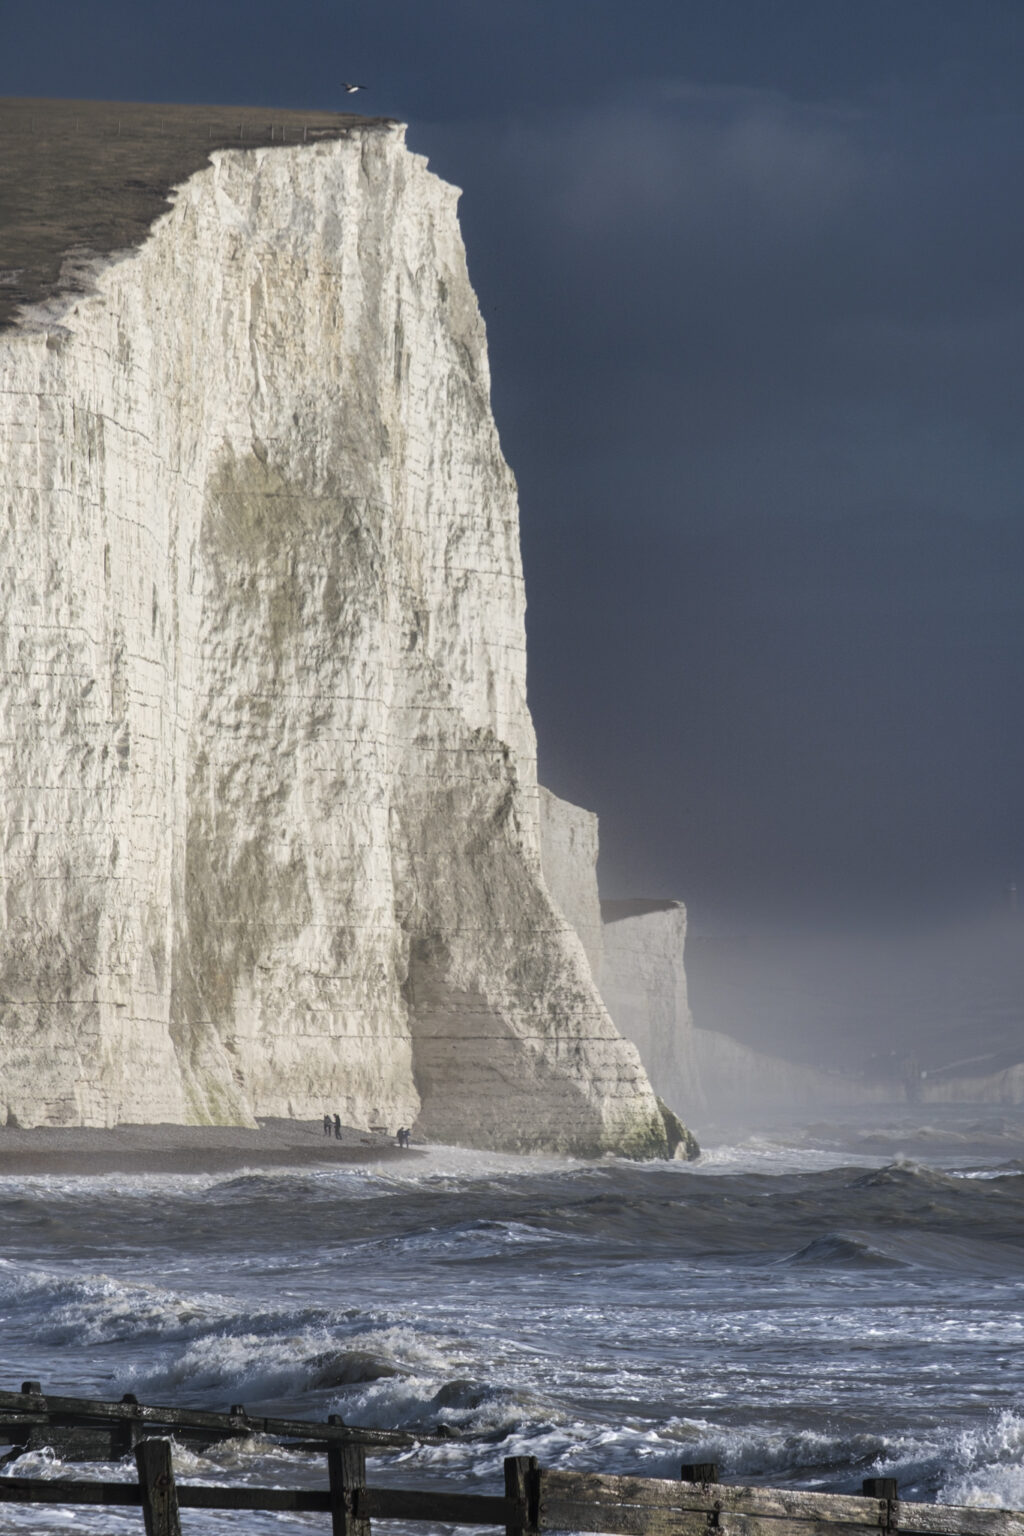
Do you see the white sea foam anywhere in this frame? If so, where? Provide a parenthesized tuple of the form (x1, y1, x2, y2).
(939, 1412, 1024, 1508)
(690, 1137, 880, 1176)
(0, 1262, 239, 1345)
(2, 1137, 1023, 1534)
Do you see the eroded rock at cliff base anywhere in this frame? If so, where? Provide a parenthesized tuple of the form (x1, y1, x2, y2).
(657, 1098, 700, 1161)
(0, 106, 671, 1156)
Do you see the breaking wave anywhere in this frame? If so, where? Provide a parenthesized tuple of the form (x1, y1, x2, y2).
(4, 1111, 1024, 1534)
(779, 1232, 908, 1268)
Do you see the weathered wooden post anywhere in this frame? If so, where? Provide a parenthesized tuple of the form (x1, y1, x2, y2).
(682, 1463, 720, 1486)
(113, 1391, 142, 1458)
(504, 1455, 540, 1536)
(327, 1415, 370, 1536)
(864, 1478, 899, 1533)
(135, 1438, 181, 1536)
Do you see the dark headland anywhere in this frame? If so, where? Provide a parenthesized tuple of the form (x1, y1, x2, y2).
(0, 97, 396, 329)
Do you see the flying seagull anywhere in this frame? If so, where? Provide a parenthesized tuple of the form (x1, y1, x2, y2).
(341, 82, 366, 93)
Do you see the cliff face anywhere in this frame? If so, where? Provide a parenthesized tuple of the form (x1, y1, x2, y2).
(0, 118, 668, 1154)
(538, 787, 604, 982)
(599, 900, 705, 1115)
(536, 791, 702, 1152)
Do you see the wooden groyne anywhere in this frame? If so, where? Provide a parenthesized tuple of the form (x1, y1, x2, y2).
(0, 1380, 450, 1462)
(2, 1387, 1023, 1536)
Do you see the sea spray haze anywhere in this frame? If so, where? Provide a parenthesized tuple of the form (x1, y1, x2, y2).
(3, 1113, 1024, 1533)
(687, 911, 1024, 1113)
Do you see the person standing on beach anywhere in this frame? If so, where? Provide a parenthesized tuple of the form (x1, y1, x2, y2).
(323, 1114, 332, 1137)
(333, 1113, 342, 1140)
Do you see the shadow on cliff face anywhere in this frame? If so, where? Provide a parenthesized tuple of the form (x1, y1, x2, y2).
(395, 747, 673, 1159)
(168, 447, 413, 1127)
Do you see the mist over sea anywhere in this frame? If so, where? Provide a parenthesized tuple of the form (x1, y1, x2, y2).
(3, 1109, 1024, 1534)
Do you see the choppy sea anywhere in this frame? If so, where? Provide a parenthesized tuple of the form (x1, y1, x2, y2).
(3, 1107, 1024, 1533)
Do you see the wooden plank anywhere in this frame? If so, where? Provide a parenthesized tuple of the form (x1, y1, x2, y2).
(0, 1459, 1022, 1536)
(0, 1387, 441, 1446)
(541, 1472, 887, 1525)
(716, 1520, 889, 1536)
(136, 1438, 181, 1536)
(539, 1496, 707, 1536)
(23, 1425, 125, 1461)
(264, 1414, 438, 1446)
(361, 1487, 518, 1524)
(0, 1393, 145, 1461)
(897, 1504, 1024, 1536)
(8, 1484, 507, 1519)
(0, 1477, 144, 1506)
(711, 1490, 886, 1524)
(507, 1455, 541, 1536)
(0, 1477, 333, 1513)
(540, 1501, 886, 1536)
(0, 1388, 237, 1431)
(328, 1430, 371, 1536)
(178, 1487, 331, 1512)
(717, 1519, 883, 1536)
(717, 1520, 891, 1536)
(1, 1419, 246, 1462)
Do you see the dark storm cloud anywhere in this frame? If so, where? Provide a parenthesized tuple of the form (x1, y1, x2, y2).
(418, 84, 1024, 919)
(437, 85, 1024, 527)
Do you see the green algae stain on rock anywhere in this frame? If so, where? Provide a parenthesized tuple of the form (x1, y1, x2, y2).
(657, 1097, 701, 1161)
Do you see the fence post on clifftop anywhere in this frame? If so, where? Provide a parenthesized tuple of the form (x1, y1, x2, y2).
(327, 1416, 370, 1536)
(135, 1437, 181, 1536)
(504, 1455, 540, 1536)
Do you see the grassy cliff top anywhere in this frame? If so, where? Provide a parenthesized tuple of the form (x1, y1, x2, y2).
(0, 97, 397, 330)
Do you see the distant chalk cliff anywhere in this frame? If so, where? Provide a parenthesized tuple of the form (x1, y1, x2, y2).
(0, 106, 673, 1155)
(538, 791, 700, 1157)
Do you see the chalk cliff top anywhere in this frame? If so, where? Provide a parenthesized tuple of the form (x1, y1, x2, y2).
(0, 97, 398, 329)
(601, 898, 684, 924)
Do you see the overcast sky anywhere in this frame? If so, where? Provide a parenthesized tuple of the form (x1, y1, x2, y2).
(5, 1, 1024, 929)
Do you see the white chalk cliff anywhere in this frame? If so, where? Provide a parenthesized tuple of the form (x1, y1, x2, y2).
(538, 787, 605, 984)
(600, 899, 705, 1116)
(536, 790, 699, 1155)
(0, 118, 673, 1154)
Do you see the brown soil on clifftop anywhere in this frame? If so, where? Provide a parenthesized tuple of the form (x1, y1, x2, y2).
(0, 97, 396, 329)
